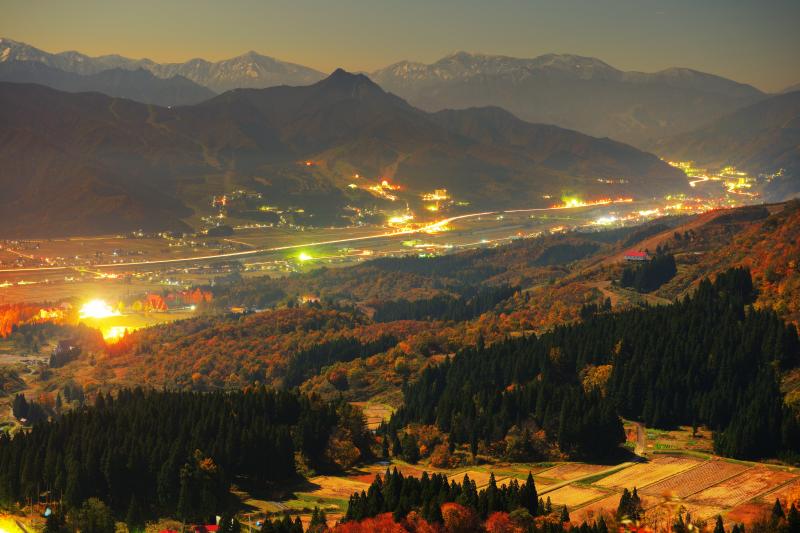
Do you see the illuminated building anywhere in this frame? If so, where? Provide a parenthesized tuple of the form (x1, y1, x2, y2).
(421, 189, 449, 201)
(624, 250, 649, 262)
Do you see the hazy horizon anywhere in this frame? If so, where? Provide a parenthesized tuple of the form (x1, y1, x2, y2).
(2, 0, 799, 93)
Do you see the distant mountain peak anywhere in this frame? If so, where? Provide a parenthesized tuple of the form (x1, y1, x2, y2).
(371, 50, 622, 85)
(0, 38, 326, 92)
(320, 68, 379, 87)
(313, 68, 390, 101)
(326, 67, 370, 83)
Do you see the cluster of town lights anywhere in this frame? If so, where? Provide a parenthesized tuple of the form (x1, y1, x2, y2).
(79, 299, 119, 319)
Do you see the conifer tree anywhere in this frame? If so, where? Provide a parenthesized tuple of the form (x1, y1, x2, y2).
(773, 498, 786, 521)
(713, 515, 725, 533)
(125, 496, 144, 533)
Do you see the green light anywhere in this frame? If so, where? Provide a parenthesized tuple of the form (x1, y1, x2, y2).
(298, 252, 313, 262)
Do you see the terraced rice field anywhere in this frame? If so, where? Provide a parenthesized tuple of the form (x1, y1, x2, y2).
(674, 502, 728, 522)
(596, 456, 701, 489)
(760, 477, 800, 504)
(688, 468, 797, 507)
(538, 463, 610, 481)
(640, 460, 749, 499)
(545, 485, 609, 508)
(570, 494, 621, 524)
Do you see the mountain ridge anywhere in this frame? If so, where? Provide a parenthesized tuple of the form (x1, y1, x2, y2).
(0, 71, 687, 237)
(0, 60, 216, 106)
(1, 39, 769, 145)
(370, 50, 765, 146)
(0, 37, 326, 92)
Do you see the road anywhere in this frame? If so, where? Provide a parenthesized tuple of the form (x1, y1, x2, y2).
(0, 201, 632, 274)
(634, 421, 647, 456)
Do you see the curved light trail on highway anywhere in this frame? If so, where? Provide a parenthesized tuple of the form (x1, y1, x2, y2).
(0, 201, 631, 274)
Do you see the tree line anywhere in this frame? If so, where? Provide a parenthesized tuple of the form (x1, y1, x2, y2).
(0, 387, 372, 523)
(345, 467, 544, 523)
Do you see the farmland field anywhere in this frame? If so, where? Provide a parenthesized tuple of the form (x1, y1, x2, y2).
(760, 477, 800, 504)
(687, 467, 796, 508)
(235, 452, 800, 530)
(570, 494, 620, 524)
(301, 475, 370, 502)
(637, 424, 715, 455)
(640, 460, 749, 499)
(596, 456, 702, 489)
(537, 463, 610, 481)
(672, 502, 728, 522)
(544, 485, 609, 508)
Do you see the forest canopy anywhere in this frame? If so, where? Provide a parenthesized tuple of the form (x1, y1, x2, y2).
(390, 268, 800, 461)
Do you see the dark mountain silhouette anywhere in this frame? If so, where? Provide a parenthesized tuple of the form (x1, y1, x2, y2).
(0, 60, 215, 106)
(0, 70, 687, 237)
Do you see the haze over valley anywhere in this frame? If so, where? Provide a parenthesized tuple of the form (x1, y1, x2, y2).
(1, 3, 799, 533)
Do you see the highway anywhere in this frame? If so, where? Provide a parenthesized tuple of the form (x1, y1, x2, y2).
(0, 201, 627, 274)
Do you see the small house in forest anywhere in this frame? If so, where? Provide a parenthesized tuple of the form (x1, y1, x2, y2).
(624, 250, 649, 262)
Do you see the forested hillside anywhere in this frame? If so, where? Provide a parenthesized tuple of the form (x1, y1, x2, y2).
(28, 204, 800, 412)
(661, 200, 800, 325)
(101, 308, 436, 390)
(210, 233, 617, 309)
(0, 388, 372, 521)
(391, 268, 800, 461)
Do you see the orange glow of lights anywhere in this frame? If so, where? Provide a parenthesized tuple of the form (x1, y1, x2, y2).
(79, 299, 119, 319)
(380, 179, 400, 190)
(550, 197, 633, 209)
(103, 326, 131, 342)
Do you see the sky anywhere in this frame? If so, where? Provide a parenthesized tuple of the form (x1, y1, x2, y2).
(2, 0, 799, 92)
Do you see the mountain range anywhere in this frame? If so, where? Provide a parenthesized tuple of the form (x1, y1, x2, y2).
(652, 90, 800, 200)
(0, 38, 325, 93)
(0, 70, 687, 237)
(0, 60, 215, 107)
(1, 39, 769, 146)
(370, 52, 766, 147)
